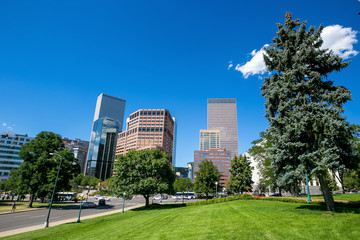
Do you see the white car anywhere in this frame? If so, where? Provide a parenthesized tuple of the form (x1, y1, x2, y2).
(98, 196, 110, 201)
(152, 196, 161, 200)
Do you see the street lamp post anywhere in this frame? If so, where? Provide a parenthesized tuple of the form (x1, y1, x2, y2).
(215, 182, 218, 199)
(122, 192, 126, 213)
(305, 172, 312, 202)
(45, 153, 63, 228)
(77, 194, 84, 223)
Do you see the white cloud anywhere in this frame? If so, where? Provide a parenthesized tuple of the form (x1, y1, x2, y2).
(6, 126, 13, 131)
(1, 123, 7, 127)
(227, 63, 233, 70)
(234, 25, 358, 78)
(321, 25, 358, 59)
(234, 44, 269, 78)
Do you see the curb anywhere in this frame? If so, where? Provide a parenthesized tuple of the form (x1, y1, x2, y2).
(0, 204, 145, 238)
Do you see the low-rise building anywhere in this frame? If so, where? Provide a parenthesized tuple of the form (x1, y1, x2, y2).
(63, 138, 89, 175)
(194, 148, 231, 186)
(0, 132, 33, 182)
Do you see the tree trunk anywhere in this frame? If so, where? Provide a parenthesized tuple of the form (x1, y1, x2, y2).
(144, 195, 149, 208)
(28, 194, 34, 208)
(318, 173, 336, 211)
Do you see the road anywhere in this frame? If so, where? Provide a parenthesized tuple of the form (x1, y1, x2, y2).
(0, 195, 200, 234)
(0, 196, 145, 233)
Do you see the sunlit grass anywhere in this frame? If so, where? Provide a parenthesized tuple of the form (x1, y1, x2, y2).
(4, 200, 360, 240)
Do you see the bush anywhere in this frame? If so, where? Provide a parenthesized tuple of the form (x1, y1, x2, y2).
(186, 194, 320, 207)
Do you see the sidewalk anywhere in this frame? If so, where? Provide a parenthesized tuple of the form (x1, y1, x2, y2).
(0, 204, 144, 238)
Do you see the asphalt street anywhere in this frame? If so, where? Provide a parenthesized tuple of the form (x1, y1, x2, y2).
(0, 196, 145, 232)
(0, 196, 200, 233)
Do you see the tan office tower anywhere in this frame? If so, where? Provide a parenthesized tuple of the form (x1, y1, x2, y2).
(207, 99, 238, 159)
(115, 109, 175, 164)
(199, 129, 220, 151)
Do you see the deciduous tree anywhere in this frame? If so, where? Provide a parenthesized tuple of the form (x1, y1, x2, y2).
(174, 178, 193, 193)
(13, 131, 79, 207)
(113, 148, 175, 207)
(194, 159, 221, 199)
(228, 155, 253, 194)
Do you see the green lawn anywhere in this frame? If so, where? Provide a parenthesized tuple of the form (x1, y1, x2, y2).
(4, 200, 360, 240)
(309, 194, 360, 202)
(285, 194, 360, 202)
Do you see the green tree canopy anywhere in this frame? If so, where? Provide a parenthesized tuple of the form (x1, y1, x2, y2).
(11, 131, 79, 207)
(113, 148, 175, 207)
(261, 13, 358, 211)
(194, 159, 221, 199)
(174, 178, 193, 193)
(228, 155, 253, 194)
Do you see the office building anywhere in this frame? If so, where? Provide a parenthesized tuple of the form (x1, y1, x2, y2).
(63, 138, 89, 175)
(86, 93, 126, 180)
(194, 148, 231, 186)
(115, 109, 175, 165)
(199, 129, 220, 151)
(175, 167, 189, 179)
(172, 117, 177, 167)
(0, 133, 33, 182)
(208, 98, 238, 159)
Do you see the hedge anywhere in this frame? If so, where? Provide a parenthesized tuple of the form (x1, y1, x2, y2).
(186, 194, 320, 207)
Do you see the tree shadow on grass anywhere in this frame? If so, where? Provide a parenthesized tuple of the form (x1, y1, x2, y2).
(131, 203, 185, 212)
(296, 202, 360, 214)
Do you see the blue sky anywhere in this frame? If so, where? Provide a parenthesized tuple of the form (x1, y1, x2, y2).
(1, 0, 359, 167)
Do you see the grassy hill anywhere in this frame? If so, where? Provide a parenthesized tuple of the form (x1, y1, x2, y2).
(4, 200, 360, 240)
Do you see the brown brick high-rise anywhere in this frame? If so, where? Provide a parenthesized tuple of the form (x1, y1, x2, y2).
(115, 109, 175, 164)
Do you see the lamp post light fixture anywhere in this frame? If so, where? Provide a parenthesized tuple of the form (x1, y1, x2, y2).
(215, 182, 218, 199)
(305, 172, 312, 202)
(77, 194, 84, 223)
(45, 152, 63, 228)
(122, 192, 126, 213)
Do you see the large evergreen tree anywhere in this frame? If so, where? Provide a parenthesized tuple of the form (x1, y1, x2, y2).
(113, 148, 175, 208)
(228, 155, 253, 194)
(194, 159, 221, 199)
(262, 13, 357, 211)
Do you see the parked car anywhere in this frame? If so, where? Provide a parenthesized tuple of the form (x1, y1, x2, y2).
(98, 199, 106, 206)
(98, 196, 110, 201)
(269, 193, 281, 197)
(94, 195, 101, 200)
(153, 196, 161, 200)
(82, 202, 96, 208)
(253, 194, 265, 197)
(350, 189, 358, 194)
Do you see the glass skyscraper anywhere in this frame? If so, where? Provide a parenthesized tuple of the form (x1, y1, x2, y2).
(207, 98, 238, 159)
(86, 93, 126, 180)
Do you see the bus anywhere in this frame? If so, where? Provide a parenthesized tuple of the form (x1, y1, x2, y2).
(172, 192, 196, 200)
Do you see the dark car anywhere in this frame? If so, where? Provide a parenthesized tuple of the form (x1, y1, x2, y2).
(269, 193, 281, 197)
(98, 199, 106, 206)
(82, 202, 96, 208)
(253, 194, 265, 197)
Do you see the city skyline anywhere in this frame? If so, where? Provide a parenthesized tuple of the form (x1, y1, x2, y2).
(1, 1, 359, 168)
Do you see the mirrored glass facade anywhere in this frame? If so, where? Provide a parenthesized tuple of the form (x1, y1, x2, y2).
(86, 93, 126, 180)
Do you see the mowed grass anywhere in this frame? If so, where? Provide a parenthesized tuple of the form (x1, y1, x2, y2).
(286, 194, 360, 202)
(4, 200, 360, 240)
(310, 194, 360, 202)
